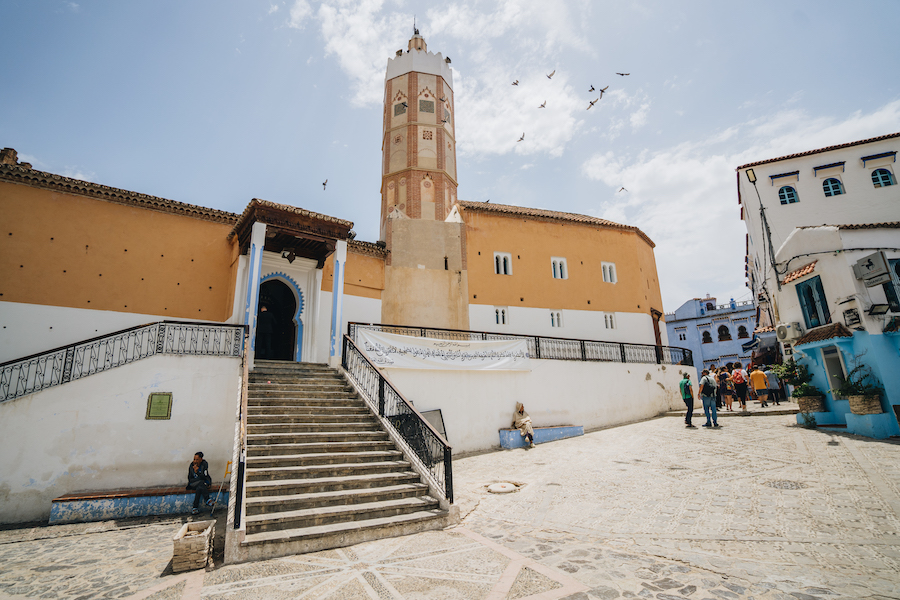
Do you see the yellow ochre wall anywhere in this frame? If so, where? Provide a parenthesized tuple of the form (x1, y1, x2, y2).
(321, 248, 385, 299)
(462, 209, 664, 315)
(0, 182, 238, 321)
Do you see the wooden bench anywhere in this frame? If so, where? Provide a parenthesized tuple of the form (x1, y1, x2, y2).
(49, 484, 227, 525)
(499, 425, 584, 449)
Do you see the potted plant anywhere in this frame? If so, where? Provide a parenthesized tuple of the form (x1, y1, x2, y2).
(773, 359, 825, 413)
(831, 359, 884, 415)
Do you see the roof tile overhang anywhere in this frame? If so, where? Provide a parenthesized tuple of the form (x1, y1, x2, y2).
(736, 132, 900, 170)
(794, 322, 854, 346)
(457, 200, 656, 248)
(782, 261, 817, 285)
(798, 222, 900, 231)
(0, 164, 239, 225)
(229, 199, 354, 268)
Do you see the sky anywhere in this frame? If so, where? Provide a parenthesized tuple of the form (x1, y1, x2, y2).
(2, 0, 900, 314)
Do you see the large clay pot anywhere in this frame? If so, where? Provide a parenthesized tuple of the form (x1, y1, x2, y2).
(849, 394, 882, 415)
(796, 395, 825, 413)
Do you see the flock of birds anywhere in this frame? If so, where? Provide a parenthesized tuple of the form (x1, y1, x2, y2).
(516, 70, 630, 144)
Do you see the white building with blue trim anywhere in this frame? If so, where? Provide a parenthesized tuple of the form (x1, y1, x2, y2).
(665, 296, 757, 371)
(736, 132, 900, 438)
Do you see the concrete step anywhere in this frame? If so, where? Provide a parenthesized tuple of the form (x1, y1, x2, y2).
(244, 471, 422, 497)
(246, 421, 382, 435)
(245, 440, 397, 457)
(245, 460, 412, 482)
(246, 431, 389, 445)
(249, 390, 357, 399)
(247, 399, 364, 409)
(244, 495, 441, 534)
(239, 509, 452, 560)
(247, 413, 373, 424)
(244, 483, 430, 515)
(246, 450, 404, 469)
(247, 405, 370, 416)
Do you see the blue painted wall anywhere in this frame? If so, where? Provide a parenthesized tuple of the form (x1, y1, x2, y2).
(665, 297, 757, 370)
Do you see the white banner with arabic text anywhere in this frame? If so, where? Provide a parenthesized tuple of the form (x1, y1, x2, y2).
(357, 329, 531, 371)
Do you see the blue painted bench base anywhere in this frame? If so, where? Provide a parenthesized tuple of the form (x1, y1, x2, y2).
(499, 426, 584, 449)
(49, 486, 228, 525)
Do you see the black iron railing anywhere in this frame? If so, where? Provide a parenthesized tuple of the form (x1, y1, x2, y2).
(342, 335, 453, 502)
(348, 322, 693, 366)
(1, 321, 246, 403)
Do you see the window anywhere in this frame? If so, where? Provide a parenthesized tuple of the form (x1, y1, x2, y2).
(494, 307, 508, 325)
(872, 168, 896, 188)
(823, 178, 844, 197)
(602, 262, 617, 283)
(737, 325, 749, 339)
(419, 99, 435, 113)
(701, 331, 712, 344)
(678, 333, 686, 341)
(883, 259, 900, 313)
(796, 275, 832, 329)
(394, 102, 407, 116)
(494, 252, 512, 275)
(604, 313, 616, 329)
(778, 186, 799, 204)
(550, 311, 563, 327)
(717, 325, 732, 341)
(551, 257, 568, 279)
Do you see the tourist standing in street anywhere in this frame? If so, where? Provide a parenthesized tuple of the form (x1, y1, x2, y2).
(699, 369, 720, 427)
(718, 367, 734, 411)
(750, 365, 770, 408)
(732, 363, 750, 411)
(679, 372, 696, 428)
(764, 365, 782, 405)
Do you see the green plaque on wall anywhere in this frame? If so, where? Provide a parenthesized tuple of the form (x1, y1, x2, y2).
(146, 392, 173, 420)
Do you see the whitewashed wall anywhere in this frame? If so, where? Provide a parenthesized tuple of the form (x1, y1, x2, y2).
(0, 354, 241, 523)
(382, 359, 694, 455)
(313, 291, 382, 363)
(469, 305, 667, 346)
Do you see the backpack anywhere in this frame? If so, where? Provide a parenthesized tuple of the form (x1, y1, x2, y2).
(701, 376, 715, 396)
(732, 370, 745, 385)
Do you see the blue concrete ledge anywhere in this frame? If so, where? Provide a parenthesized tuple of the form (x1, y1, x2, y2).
(500, 425, 583, 449)
(845, 412, 900, 439)
(49, 486, 228, 524)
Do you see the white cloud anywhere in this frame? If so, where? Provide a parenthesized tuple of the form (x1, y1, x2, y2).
(268, 4, 280, 15)
(581, 100, 900, 310)
(288, 0, 312, 29)
(629, 102, 650, 129)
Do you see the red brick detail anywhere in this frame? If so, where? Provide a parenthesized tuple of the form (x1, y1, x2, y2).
(408, 72, 418, 123)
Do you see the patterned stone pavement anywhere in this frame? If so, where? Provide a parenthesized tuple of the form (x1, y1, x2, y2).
(1, 414, 898, 600)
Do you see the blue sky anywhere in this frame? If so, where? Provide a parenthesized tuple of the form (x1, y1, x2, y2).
(3, 1, 899, 313)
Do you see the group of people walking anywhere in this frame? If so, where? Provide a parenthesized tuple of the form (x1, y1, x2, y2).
(679, 363, 783, 428)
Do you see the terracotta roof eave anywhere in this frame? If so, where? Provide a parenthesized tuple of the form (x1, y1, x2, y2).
(349, 239, 389, 257)
(228, 198, 354, 240)
(457, 200, 656, 248)
(797, 222, 900, 231)
(0, 164, 239, 224)
(793, 322, 854, 346)
(736, 132, 900, 170)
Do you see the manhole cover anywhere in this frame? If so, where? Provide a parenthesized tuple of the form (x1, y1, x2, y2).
(764, 480, 807, 490)
(487, 482, 519, 494)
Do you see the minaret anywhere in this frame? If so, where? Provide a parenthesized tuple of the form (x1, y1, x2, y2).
(380, 31, 468, 330)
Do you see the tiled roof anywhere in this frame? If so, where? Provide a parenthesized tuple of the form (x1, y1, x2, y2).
(457, 200, 656, 248)
(823, 222, 900, 230)
(736, 132, 900, 170)
(0, 163, 239, 225)
(782, 261, 817, 285)
(349, 239, 389, 257)
(229, 198, 354, 239)
(755, 325, 775, 333)
(794, 322, 854, 346)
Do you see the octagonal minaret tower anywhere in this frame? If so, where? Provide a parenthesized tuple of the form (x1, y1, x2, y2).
(380, 30, 468, 330)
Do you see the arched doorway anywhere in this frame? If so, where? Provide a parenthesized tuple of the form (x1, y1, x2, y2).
(256, 279, 297, 361)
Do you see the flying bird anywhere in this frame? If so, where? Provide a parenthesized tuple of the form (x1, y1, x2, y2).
(598, 85, 609, 97)
(589, 84, 595, 92)
(587, 98, 599, 109)
(618, 187, 627, 193)
(616, 72, 630, 76)
(517, 133, 525, 142)
(323, 179, 328, 190)
(538, 101, 546, 108)
(546, 70, 555, 79)
(512, 80, 519, 86)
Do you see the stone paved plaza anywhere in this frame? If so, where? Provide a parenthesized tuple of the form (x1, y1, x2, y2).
(2, 413, 899, 600)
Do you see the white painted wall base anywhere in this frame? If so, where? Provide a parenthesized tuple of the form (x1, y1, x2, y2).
(382, 359, 694, 455)
(0, 354, 241, 523)
(314, 292, 382, 364)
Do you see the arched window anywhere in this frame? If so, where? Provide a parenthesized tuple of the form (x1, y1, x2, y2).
(706, 302, 714, 311)
(702, 331, 712, 344)
(495, 308, 507, 325)
(737, 325, 749, 339)
(778, 186, 799, 204)
(823, 178, 844, 197)
(872, 168, 896, 188)
(718, 325, 732, 341)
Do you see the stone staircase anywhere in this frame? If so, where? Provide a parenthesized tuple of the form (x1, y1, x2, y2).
(237, 360, 452, 560)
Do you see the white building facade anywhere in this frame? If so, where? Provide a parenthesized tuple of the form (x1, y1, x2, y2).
(736, 132, 900, 438)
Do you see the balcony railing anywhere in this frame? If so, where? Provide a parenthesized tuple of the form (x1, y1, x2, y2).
(347, 322, 693, 367)
(1, 321, 246, 403)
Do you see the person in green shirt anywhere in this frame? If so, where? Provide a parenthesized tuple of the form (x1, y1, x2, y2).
(679, 373, 696, 428)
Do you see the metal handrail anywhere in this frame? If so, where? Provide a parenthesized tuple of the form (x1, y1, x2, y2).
(342, 335, 453, 502)
(1, 321, 246, 403)
(348, 322, 693, 367)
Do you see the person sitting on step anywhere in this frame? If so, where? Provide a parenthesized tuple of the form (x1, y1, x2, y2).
(187, 451, 213, 515)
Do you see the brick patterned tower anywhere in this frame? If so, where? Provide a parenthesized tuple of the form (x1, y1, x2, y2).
(380, 31, 469, 330)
